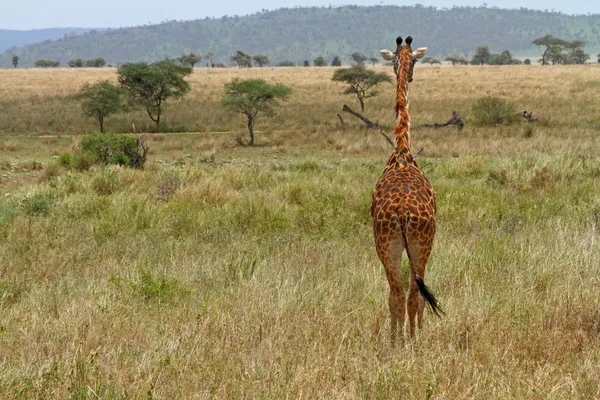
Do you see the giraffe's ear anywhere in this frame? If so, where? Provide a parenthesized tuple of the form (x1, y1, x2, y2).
(380, 49, 395, 61)
(412, 47, 428, 60)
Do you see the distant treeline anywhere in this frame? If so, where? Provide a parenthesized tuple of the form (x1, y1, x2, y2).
(2, 5, 600, 67)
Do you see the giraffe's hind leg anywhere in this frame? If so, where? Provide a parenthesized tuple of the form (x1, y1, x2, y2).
(405, 230, 434, 339)
(385, 266, 406, 346)
(380, 236, 407, 346)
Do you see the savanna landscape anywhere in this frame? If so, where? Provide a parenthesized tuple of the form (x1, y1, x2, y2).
(1, 63, 600, 398)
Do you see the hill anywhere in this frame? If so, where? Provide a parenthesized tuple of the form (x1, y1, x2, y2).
(1, 6, 600, 67)
(0, 28, 92, 54)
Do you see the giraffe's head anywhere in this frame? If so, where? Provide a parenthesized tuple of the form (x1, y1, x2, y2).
(380, 36, 428, 82)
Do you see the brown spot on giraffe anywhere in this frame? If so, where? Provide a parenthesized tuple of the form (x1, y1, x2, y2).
(372, 35, 443, 345)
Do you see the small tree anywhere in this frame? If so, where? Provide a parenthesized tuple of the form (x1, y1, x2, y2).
(524, 58, 531, 65)
(597, 53, 600, 64)
(231, 51, 252, 68)
(221, 78, 292, 146)
(252, 55, 269, 67)
(205, 52, 215, 67)
(471, 46, 491, 66)
(179, 53, 202, 68)
(547, 45, 567, 65)
(332, 65, 392, 111)
(331, 56, 342, 67)
(489, 50, 515, 65)
(117, 60, 192, 132)
(11, 55, 19, 68)
(77, 80, 127, 133)
(367, 57, 379, 67)
(278, 60, 295, 67)
(313, 56, 327, 66)
(303, 60, 310, 67)
(351, 52, 367, 65)
(570, 48, 590, 64)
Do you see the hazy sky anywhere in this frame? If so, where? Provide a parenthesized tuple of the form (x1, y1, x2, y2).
(3, 0, 599, 30)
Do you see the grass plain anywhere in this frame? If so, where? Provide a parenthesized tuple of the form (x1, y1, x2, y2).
(0, 65, 599, 398)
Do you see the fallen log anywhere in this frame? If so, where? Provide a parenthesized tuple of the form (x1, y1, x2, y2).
(414, 111, 464, 130)
(342, 104, 380, 129)
(341, 104, 394, 147)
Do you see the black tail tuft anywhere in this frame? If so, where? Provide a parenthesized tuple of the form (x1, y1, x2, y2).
(416, 277, 443, 318)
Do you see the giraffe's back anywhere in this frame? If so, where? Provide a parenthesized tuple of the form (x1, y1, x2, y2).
(371, 163, 436, 250)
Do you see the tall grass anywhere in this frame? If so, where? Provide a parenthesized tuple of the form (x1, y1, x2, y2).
(0, 65, 599, 398)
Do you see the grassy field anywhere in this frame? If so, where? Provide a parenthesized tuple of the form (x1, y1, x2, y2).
(0, 65, 599, 398)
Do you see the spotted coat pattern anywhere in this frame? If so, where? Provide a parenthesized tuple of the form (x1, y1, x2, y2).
(371, 38, 437, 344)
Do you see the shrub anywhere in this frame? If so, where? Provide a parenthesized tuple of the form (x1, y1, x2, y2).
(128, 269, 187, 303)
(472, 96, 518, 126)
(58, 152, 73, 168)
(79, 132, 147, 168)
(278, 60, 295, 67)
(72, 152, 97, 171)
(22, 193, 55, 216)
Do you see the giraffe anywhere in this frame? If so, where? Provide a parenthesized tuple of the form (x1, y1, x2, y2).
(371, 36, 443, 345)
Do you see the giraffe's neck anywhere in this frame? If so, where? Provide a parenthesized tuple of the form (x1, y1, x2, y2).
(385, 51, 414, 170)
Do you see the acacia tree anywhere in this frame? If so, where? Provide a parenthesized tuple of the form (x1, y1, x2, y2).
(533, 35, 566, 65)
(221, 78, 292, 146)
(77, 80, 127, 133)
(179, 53, 202, 67)
(422, 57, 441, 65)
(331, 56, 342, 67)
(231, 51, 252, 67)
(564, 40, 588, 64)
(332, 65, 392, 111)
(11, 55, 19, 68)
(368, 57, 379, 67)
(351, 52, 367, 65)
(252, 55, 269, 67)
(444, 54, 468, 65)
(117, 60, 192, 132)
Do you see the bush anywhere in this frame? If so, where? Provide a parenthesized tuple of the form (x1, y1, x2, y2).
(130, 269, 187, 303)
(72, 152, 97, 171)
(79, 132, 147, 168)
(58, 152, 73, 168)
(22, 193, 55, 216)
(472, 96, 518, 126)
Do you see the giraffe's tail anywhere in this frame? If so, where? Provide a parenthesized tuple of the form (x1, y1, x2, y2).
(399, 216, 444, 318)
(416, 277, 444, 318)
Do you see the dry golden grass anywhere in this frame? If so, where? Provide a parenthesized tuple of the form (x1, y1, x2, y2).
(0, 65, 599, 399)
